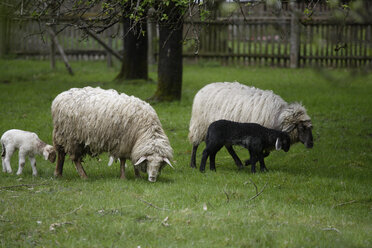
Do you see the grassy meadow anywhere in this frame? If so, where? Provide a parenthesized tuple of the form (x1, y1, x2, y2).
(0, 59, 371, 247)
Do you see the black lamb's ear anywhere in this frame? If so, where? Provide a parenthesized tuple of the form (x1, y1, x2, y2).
(275, 138, 282, 150)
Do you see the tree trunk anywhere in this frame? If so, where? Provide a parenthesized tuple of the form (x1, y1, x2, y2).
(290, 0, 300, 68)
(151, 5, 183, 101)
(0, 2, 10, 58)
(116, 17, 148, 81)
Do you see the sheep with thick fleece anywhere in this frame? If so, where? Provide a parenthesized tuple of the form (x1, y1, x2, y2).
(189, 82, 313, 168)
(51, 87, 173, 182)
(1, 129, 56, 176)
(200, 120, 291, 173)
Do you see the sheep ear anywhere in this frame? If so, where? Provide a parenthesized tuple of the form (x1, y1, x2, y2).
(134, 156, 147, 166)
(108, 156, 114, 166)
(275, 138, 282, 150)
(163, 158, 174, 169)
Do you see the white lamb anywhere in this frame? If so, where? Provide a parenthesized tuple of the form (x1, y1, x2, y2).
(1, 129, 56, 176)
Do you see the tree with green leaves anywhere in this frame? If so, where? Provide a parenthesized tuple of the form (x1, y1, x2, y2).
(5, 0, 197, 101)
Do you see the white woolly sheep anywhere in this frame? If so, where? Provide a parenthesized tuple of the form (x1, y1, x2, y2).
(189, 82, 313, 168)
(51, 87, 173, 182)
(200, 120, 291, 173)
(1, 129, 56, 176)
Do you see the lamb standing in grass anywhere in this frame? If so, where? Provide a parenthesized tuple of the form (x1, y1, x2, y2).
(1, 129, 56, 176)
(200, 120, 291, 173)
(189, 82, 313, 169)
(51, 87, 173, 182)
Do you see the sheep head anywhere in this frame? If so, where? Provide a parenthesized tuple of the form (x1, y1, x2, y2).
(134, 155, 174, 182)
(280, 103, 313, 148)
(297, 121, 313, 148)
(275, 133, 291, 152)
(43, 145, 57, 163)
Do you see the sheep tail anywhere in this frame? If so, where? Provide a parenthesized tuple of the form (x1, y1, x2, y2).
(1, 142, 5, 158)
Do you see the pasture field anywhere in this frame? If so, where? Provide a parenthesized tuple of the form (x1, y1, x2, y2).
(0, 59, 371, 247)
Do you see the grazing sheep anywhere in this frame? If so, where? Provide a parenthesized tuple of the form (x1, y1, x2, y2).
(200, 120, 291, 173)
(1, 129, 56, 176)
(189, 82, 313, 168)
(51, 87, 173, 182)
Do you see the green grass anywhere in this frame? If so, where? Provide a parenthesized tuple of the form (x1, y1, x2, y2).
(0, 59, 371, 247)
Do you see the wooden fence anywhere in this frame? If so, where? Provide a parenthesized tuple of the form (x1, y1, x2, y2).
(6, 17, 372, 68)
(183, 19, 372, 67)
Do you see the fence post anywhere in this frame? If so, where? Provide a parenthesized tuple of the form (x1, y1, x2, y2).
(290, 0, 300, 68)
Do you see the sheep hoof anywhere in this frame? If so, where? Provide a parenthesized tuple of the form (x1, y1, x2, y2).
(79, 174, 88, 179)
(54, 172, 62, 178)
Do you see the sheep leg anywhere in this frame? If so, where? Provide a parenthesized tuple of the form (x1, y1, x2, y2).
(258, 156, 268, 172)
(120, 158, 126, 179)
(16, 151, 26, 175)
(209, 152, 217, 171)
(54, 146, 65, 177)
(245, 151, 270, 166)
(225, 145, 243, 169)
(1, 143, 6, 172)
(73, 158, 88, 179)
(190, 144, 198, 168)
(249, 154, 258, 173)
(200, 149, 209, 172)
(3, 146, 14, 173)
(1, 156, 4, 173)
(29, 156, 38, 176)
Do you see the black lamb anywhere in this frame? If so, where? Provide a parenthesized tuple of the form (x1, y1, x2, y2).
(200, 120, 291, 173)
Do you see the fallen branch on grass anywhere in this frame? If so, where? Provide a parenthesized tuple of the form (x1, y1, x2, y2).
(63, 204, 83, 216)
(223, 187, 230, 203)
(244, 178, 258, 195)
(332, 200, 356, 208)
(0, 183, 51, 190)
(246, 181, 268, 202)
(135, 197, 170, 211)
(49, 222, 73, 231)
(322, 227, 341, 233)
